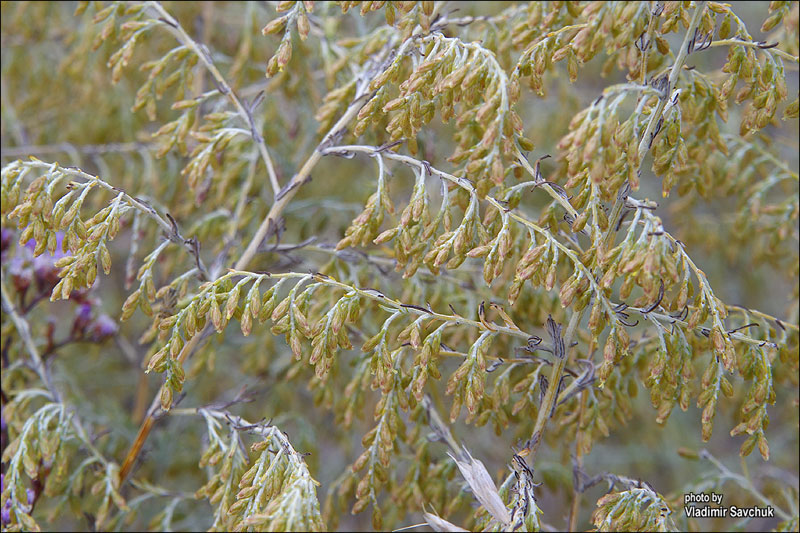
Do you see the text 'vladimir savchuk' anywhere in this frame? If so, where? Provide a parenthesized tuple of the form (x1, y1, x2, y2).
(684, 492, 775, 518)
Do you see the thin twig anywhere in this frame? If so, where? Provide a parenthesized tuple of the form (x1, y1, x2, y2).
(708, 38, 799, 64)
(515, 148, 579, 219)
(227, 269, 553, 349)
(568, 390, 589, 531)
(13, 160, 209, 280)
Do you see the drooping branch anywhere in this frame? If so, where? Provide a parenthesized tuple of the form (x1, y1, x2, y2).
(145, 1, 281, 196)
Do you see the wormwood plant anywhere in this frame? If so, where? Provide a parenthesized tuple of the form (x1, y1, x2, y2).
(1, 1, 798, 531)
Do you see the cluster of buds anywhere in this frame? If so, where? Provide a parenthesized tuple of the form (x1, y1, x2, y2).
(715, 0, 793, 134)
(339, 1, 431, 37)
(364, 177, 489, 280)
(361, 324, 405, 396)
(133, 45, 199, 121)
(735, 52, 789, 135)
(591, 486, 674, 531)
(445, 331, 493, 423)
(355, 33, 526, 190)
(336, 160, 394, 250)
(94, 3, 151, 85)
(309, 291, 360, 379)
(0, 472, 36, 530)
(598, 327, 631, 384)
(193, 413, 248, 528)
(508, 238, 562, 306)
(4, 168, 65, 258)
(262, 1, 315, 77)
(652, 78, 729, 198)
(145, 274, 266, 385)
(645, 326, 694, 425)
(465, 215, 514, 287)
(180, 111, 244, 196)
(760, 1, 798, 38)
(49, 194, 124, 301)
(0, 404, 86, 532)
(351, 367, 405, 530)
(729, 343, 775, 460)
(2, 163, 128, 302)
(151, 103, 198, 158)
(147, 272, 367, 406)
(558, 97, 641, 203)
(513, 2, 673, 96)
(404, 322, 444, 402)
(560, 370, 634, 457)
(229, 428, 325, 531)
(510, 2, 583, 50)
(609, 212, 679, 307)
(418, 189, 483, 275)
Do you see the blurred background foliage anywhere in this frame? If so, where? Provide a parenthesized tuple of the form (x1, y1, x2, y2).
(1, 1, 798, 531)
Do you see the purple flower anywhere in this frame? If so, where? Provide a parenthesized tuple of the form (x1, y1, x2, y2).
(0, 228, 12, 261)
(1, 497, 10, 525)
(72, 302, 94, 336)
(3, 233, 69, 295)
(76, 302, 93, 322)
(8, 256, 31, 293)
(90, 314, 119, 341)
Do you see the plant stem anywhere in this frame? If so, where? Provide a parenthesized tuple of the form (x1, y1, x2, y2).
(637, 1, 706, 163)
(227, 269, 552, 348)
(515, 146, 579, 219)
(708, 38, 799, 63)
(520, 309, 583, 462)
(235, 96, 369, 272)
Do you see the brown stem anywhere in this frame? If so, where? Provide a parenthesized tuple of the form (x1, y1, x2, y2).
(119, 415, 155, 481)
